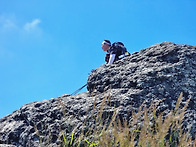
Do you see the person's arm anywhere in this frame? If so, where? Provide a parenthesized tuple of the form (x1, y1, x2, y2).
(108, 54, 116, 64)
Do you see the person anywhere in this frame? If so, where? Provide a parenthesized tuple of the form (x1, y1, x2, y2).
(101, 40, 130, 64)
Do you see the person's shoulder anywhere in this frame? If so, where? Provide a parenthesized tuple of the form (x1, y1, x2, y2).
(108, 47, 114, 52)
(108, 46, 116, 54)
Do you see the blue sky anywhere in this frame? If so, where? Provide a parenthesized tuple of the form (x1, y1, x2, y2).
(0, 0, 196, 118)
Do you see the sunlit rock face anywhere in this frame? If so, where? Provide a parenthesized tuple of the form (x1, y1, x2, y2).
(0, 42, 195, 146)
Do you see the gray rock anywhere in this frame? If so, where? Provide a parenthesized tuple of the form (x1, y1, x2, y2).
(0, 145, 16, 147)
(0, 41, 195, 146)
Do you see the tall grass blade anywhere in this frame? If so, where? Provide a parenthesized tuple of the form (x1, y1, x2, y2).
(70, 130, 75, 145)
(62, 132, 67, 146)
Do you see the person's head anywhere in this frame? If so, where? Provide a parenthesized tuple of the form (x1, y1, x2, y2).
(102, 40, 111, 51)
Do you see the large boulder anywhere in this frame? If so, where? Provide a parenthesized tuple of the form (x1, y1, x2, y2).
(0, 42, 195, 146)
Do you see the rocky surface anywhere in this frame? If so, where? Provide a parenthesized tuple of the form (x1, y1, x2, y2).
(0, 145, 16, 147)
(0, 42, 195, 146)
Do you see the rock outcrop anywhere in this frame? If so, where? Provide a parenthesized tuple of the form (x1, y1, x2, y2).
(0, 42, 195, 146)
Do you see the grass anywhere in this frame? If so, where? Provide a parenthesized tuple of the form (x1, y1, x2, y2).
(35, 92, 195, 147)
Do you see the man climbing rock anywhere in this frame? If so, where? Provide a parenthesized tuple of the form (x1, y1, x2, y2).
(101, 40, 130, 64)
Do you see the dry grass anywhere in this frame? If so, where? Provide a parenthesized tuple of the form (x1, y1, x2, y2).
(36, 93, 195, 147)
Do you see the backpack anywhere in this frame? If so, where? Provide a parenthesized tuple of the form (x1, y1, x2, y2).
(105, 42, 130, 63)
